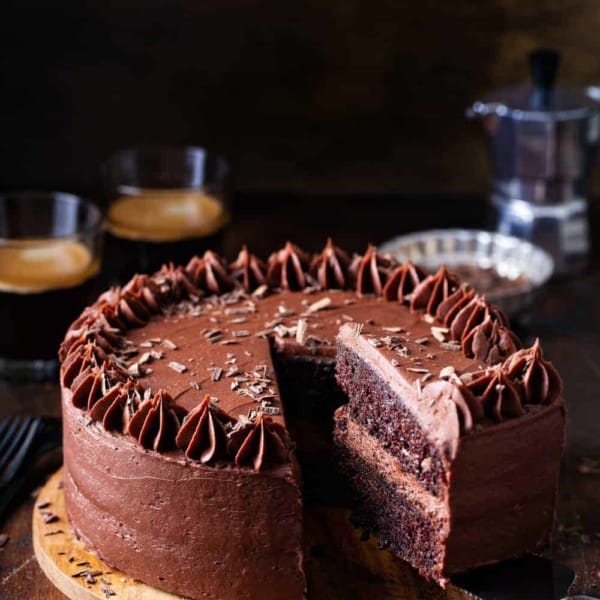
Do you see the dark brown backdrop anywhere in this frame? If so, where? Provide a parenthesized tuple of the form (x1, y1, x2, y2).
(2, 0, 600, 197)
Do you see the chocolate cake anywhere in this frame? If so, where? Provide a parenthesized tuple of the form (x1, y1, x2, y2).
(59, 240, 565, 598)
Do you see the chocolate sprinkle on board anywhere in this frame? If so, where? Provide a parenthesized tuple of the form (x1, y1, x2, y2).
(102, 584, 117, 598)
(162, 339, 178, 350)
(41, 511, 59, 524)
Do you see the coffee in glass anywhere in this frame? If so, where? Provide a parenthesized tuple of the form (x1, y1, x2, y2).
(103, 146, 230, 284)
(0, 192, 103, 379)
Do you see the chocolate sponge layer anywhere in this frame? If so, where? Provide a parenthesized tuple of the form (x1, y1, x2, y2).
(336, 344, 448, 497)
(334, 407, 448, 583)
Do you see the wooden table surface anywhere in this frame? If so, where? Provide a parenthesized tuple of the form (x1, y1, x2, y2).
(1, 194, 599, 599)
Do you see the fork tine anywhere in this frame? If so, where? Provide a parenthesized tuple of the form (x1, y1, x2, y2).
(0, 417, 32, 473)
(0, 418, 42, 485)
(0, 415, 16, 440)
(0, 416, 20, 457)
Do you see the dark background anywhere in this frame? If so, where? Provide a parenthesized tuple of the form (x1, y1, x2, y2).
(2, 0, 600, 200)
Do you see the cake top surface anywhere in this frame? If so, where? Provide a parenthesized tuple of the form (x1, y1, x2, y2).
(59, 240, 562, 472)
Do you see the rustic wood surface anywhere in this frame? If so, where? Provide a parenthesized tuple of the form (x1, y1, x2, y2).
(0, 194, 599, 599)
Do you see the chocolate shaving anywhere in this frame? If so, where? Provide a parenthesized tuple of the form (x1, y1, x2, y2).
(168, 361, 187, 373)
(307, 297, 332, 313)
(210, 367, 223, 382)
(440, 341, 461, 351)
(44, 530, 64, 536)
(41, 511, 59, 524)
(295, 318, 308, 345)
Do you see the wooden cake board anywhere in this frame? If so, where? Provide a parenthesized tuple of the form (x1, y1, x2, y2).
(33, 468, 472, 600)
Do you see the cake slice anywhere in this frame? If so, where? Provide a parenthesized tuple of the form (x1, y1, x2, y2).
(334, 321, 565, 584)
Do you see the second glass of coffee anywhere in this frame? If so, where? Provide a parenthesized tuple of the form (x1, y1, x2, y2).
(0, 191, 103, 380)
(103, 146, 230, 284)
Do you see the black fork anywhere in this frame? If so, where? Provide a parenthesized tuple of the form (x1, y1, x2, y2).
(0, 415, 44, 487)
(0, 415, 62, 524)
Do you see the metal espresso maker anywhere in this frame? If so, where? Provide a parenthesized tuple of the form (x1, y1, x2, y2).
(468, 48, 600, 275)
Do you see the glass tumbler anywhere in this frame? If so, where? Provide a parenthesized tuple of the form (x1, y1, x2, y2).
(0, 191, 103, 380)
(102, 146, 231, 284)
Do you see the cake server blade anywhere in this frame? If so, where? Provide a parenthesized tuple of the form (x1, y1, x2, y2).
(451, 555, 574, 600)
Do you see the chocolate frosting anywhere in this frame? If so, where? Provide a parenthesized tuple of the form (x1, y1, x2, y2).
(463, 318, 520, 365)
(70, 362, 108, 411)
(411, 265, 460, 315)
(449, 294, 507, 342)
(228, 414, 290, 471)
(128, 390, 186, 452)
(436, 284, 475, 325)
(62, 342, 108, 388)
(155, 263, 200, 301)
(229, 246, 267, 292)
(88, 380, 139, 432)
(186, 251, 235, 295)
(435, 284, 518, 365)
(266, 242, 311, 291)
(116, 290, 153, 328)
(464, 365, 524, 422)
(176, 395, 236, 463)
(505, 339, 562, 405)
(350, 245, 395, 296)
(382, 261, 426, 303)
(59, 313, 123, 361)
(122, 274, 164, 313)
(309, 238, 351, 289)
